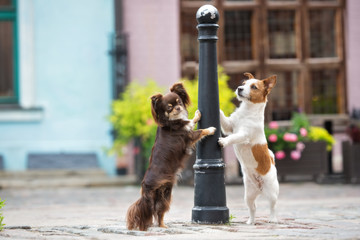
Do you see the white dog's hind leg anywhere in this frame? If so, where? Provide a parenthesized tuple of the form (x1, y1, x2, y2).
(244, 178, 261, 225)
(267, 190, 278, 223)
(263, 175, 279, 223)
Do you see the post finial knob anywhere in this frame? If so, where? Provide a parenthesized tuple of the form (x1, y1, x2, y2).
(196, 5, 219, 24)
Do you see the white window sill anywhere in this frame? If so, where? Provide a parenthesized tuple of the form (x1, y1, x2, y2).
(0, 106, 44, 122)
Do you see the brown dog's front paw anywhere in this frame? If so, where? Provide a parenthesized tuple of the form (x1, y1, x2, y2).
(193, 110, 201, 123)
(206, 127, 216, 135)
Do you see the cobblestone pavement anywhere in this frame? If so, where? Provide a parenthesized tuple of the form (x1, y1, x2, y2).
(0, 183, 359, 239)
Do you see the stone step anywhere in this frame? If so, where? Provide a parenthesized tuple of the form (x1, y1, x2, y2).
(0, 169, 137, 189)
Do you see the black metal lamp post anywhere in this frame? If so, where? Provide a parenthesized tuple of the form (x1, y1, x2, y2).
(192, 5, 229, 224)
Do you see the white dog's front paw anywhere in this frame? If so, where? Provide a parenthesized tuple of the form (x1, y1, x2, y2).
(218, 137, 229, 148)
(243, 138, 250, 145)
(206, 127, 216, 135)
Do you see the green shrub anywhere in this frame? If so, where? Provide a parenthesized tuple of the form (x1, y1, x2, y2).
(0, 198, 5, 231)
(265, 112, 335, 160)
(109, 80, 163, 156)
(308, 126, 336, 151)
(181, 66, 235, 119)
(109, 67, 235, 158)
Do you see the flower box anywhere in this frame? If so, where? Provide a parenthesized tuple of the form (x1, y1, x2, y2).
(342, 141, 360, 183)
(275, 141, 328, 181)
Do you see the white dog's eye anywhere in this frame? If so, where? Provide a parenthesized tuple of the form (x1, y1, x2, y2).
(251, 85, 258, 90)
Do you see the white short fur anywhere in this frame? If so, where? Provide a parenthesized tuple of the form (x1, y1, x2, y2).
(219, 75, 279, 225)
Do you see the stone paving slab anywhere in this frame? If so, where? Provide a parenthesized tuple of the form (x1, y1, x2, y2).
(0, 183, 359, 239)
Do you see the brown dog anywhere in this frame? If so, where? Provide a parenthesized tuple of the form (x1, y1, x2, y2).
(126, 83, 216, 231)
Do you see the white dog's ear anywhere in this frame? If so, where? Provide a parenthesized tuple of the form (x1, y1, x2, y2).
(262, 75, 277, 92)
(244, 72, 255, 80)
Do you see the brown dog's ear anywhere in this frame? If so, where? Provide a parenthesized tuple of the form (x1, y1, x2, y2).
(150, 93, 163, 126)
(262, 75, 277, 94)
(170, 82, 190, 106)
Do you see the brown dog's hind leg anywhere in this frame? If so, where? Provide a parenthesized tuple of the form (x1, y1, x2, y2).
(155, 185, 172, 228)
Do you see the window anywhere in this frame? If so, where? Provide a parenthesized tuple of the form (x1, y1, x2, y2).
(0, 0, 18, 104)
(224, 10, 253, 60)
(309, 9, 336, 58)
(180, 0, 346, 120)
(268, 10, 297, 59)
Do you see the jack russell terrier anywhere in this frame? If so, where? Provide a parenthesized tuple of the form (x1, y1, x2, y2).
(219, 72, 279, 225)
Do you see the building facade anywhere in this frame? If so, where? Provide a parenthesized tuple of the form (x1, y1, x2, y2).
(1, 0, 359, 176)
(122, 0, 360, 176)
(0, 0, 115, 174)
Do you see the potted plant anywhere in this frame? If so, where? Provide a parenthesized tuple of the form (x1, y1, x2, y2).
(265, 113, 335, 181)
(342, 122, 360, 183)
(109, 67, 235, 181)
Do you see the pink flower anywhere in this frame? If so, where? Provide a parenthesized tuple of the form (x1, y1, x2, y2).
(146, 118, 154, 126)
(268, 134, 278, 142)
(275, 151, 286, 160)
(269, 121, 279, 129)
(296, 142, 306, 151)
(283, 133, 298, 142)
(290, 150, 301, 160)
(300, 128, 308, 137)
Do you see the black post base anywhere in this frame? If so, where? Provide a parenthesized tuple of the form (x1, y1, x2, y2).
(192, 159, 229, 224)
(192, 206, 229, 224)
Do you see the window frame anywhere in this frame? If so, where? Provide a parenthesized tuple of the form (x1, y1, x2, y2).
(180, 0, 347, 119)
(0, 0, 19, 104)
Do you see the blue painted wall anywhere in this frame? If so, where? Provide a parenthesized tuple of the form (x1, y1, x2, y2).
(0, 0, 116, 175)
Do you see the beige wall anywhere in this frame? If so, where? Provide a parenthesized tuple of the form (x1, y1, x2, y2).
(123, 0, 181, 87)
(346, 0, 360, 113)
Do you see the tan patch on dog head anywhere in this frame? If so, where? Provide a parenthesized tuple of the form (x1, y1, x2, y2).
(251, 144, 272, 175)
(249, 81, 267, 103)
(248, 76, 277, 104)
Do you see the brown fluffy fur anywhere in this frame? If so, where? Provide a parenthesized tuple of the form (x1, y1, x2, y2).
(126, 83, 215, 231)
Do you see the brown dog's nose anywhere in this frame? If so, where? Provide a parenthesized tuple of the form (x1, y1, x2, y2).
(237, 87, 243, 95)
(175, 106, 180, 111)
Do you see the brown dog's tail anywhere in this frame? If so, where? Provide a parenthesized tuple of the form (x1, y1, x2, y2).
(126, 195, 153, 231)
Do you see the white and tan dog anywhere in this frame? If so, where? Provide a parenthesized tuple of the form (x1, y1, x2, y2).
(218, 72, 279, 225)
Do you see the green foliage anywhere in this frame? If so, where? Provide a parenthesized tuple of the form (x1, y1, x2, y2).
(109, 67, 236, 157)
(265, 113, 335, 160)
(308, 126, 336, 151)
(182, 66, 235, 118)
(109, 80, 164, 156)
(0, 198, 5, 231)
(226, 214, 236, 225)
(291, 112, 311, 133)
(265, 127, 298, 152)
(265, 113, 310, 153)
